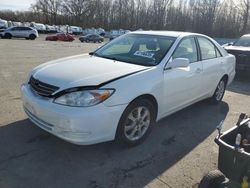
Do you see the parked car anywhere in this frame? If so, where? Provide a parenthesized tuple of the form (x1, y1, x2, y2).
(97, 28, 105, 36)
(45, 33, 74, 42)
(0, 26, 7, 33)
(1, 26, 38, 40)
(110, 29, 130, 40)
(21, 31, 235, 146)
(30, 22, 46, 33)
(45, 25, 57, 33)
(0, 19, 8, 28)
(70, 26, 83, 35)
(56, 25, 72, 34)
(79, 34, 104, 43)
(224, 34, 250, 73)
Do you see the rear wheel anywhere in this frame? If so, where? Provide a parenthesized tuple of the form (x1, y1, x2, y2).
(4, 33, 12, 39)
(209, 78, 227, 104)
(116, 99, 156, 146)
(199, 170, 226, 188)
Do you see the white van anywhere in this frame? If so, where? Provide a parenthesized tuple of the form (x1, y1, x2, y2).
(30, 22, 46, 33)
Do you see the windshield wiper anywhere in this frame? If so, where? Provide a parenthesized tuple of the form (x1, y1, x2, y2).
(89, 52, 99, 56)
(98, 55, 119, 61)
(89, 52, 118, 61)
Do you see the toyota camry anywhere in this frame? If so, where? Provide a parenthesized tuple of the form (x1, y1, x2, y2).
(21, 31, 236, 146)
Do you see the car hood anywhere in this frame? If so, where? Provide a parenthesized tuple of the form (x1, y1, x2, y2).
(225, 46, 250, 52)
(32, 54, 148, 90)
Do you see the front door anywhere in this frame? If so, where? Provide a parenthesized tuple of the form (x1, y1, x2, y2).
(162, 37, 203, 115)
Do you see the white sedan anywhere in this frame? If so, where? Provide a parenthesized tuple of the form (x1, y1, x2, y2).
(21, 31, 236, 146)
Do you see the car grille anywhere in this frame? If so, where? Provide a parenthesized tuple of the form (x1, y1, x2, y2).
(29, 76, 59, 97)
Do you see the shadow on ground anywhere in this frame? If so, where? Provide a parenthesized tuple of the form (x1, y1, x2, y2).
(227, 76, 250, 96)
(0, 101, 229, 188)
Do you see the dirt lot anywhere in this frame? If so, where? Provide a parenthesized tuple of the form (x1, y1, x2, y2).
(0, 35, 250, 188)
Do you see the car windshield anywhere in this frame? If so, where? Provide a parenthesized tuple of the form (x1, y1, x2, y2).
(94, 34, 176, 66)
(234, 36, 250, 47)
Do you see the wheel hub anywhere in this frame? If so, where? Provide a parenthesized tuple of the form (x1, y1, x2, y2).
(124, 106, 151, 141)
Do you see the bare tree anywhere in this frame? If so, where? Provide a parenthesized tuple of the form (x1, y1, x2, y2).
(0, 0, 249, 37)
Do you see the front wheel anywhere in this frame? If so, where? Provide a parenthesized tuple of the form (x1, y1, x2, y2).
(29, 34, 36, 40)
(116, 99, 156, 146)
(209, 78, 226, 104)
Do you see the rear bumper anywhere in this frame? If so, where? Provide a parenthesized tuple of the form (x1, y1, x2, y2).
(21, 83, 127, 145)
(228, 69, 236, 86)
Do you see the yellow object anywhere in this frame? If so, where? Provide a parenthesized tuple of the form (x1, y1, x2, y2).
(242, 176, 249, 188)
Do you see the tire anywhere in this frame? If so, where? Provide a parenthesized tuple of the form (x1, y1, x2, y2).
(116, 99, 156, 146)
(29, 34, 36, 40)
(199, 170, 225, 188)
(4, 33, 12, 39)
(209, 78, 227, 104)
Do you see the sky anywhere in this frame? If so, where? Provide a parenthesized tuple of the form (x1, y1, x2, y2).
(0, 0, 35, 11)
(0, 0, 241, 11)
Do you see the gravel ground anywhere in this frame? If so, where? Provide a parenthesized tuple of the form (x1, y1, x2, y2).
(0, 35, 250, 188)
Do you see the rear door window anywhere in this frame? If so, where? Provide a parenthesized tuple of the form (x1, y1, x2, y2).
(198, 37, 217, 60)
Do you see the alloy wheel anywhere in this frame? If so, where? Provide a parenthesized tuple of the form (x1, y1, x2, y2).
(124, 106, 151, 141)
(215, 80, 225, 101)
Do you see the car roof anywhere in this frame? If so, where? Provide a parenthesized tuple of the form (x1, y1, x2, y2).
(131, 30, 201, 38)
(242, 34, 250, 37)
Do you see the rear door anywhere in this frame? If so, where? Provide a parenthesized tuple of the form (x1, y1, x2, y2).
(197, 37, 224, 96)
(89, 35, 95, 41)
(16, 27, 25, 37)
(163, 37, 203, 114)
(22, 27, 32, 37)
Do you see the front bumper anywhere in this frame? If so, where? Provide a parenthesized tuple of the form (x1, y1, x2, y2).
(21, 84, 127, 145)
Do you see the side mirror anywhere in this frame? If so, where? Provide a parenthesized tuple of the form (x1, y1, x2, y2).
(166, 58, 189, 69)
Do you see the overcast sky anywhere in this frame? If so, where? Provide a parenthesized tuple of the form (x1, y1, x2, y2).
(0, 0, 35, 10)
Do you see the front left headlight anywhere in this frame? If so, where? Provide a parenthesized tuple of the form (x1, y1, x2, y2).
(54, 89, 115, 107)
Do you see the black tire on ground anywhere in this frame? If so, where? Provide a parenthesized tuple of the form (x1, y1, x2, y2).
(209, 77, 227, 104)
(4, 33, 12, 39)
(116, 98, 156, 146)
(199, 170, 226, 188)
(29, 34, 36, 40)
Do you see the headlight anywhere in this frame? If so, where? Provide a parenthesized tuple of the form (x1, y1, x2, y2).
(54, 89, 115, 107)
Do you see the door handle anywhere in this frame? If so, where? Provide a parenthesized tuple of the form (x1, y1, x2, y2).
(195, 68, 202, 74)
